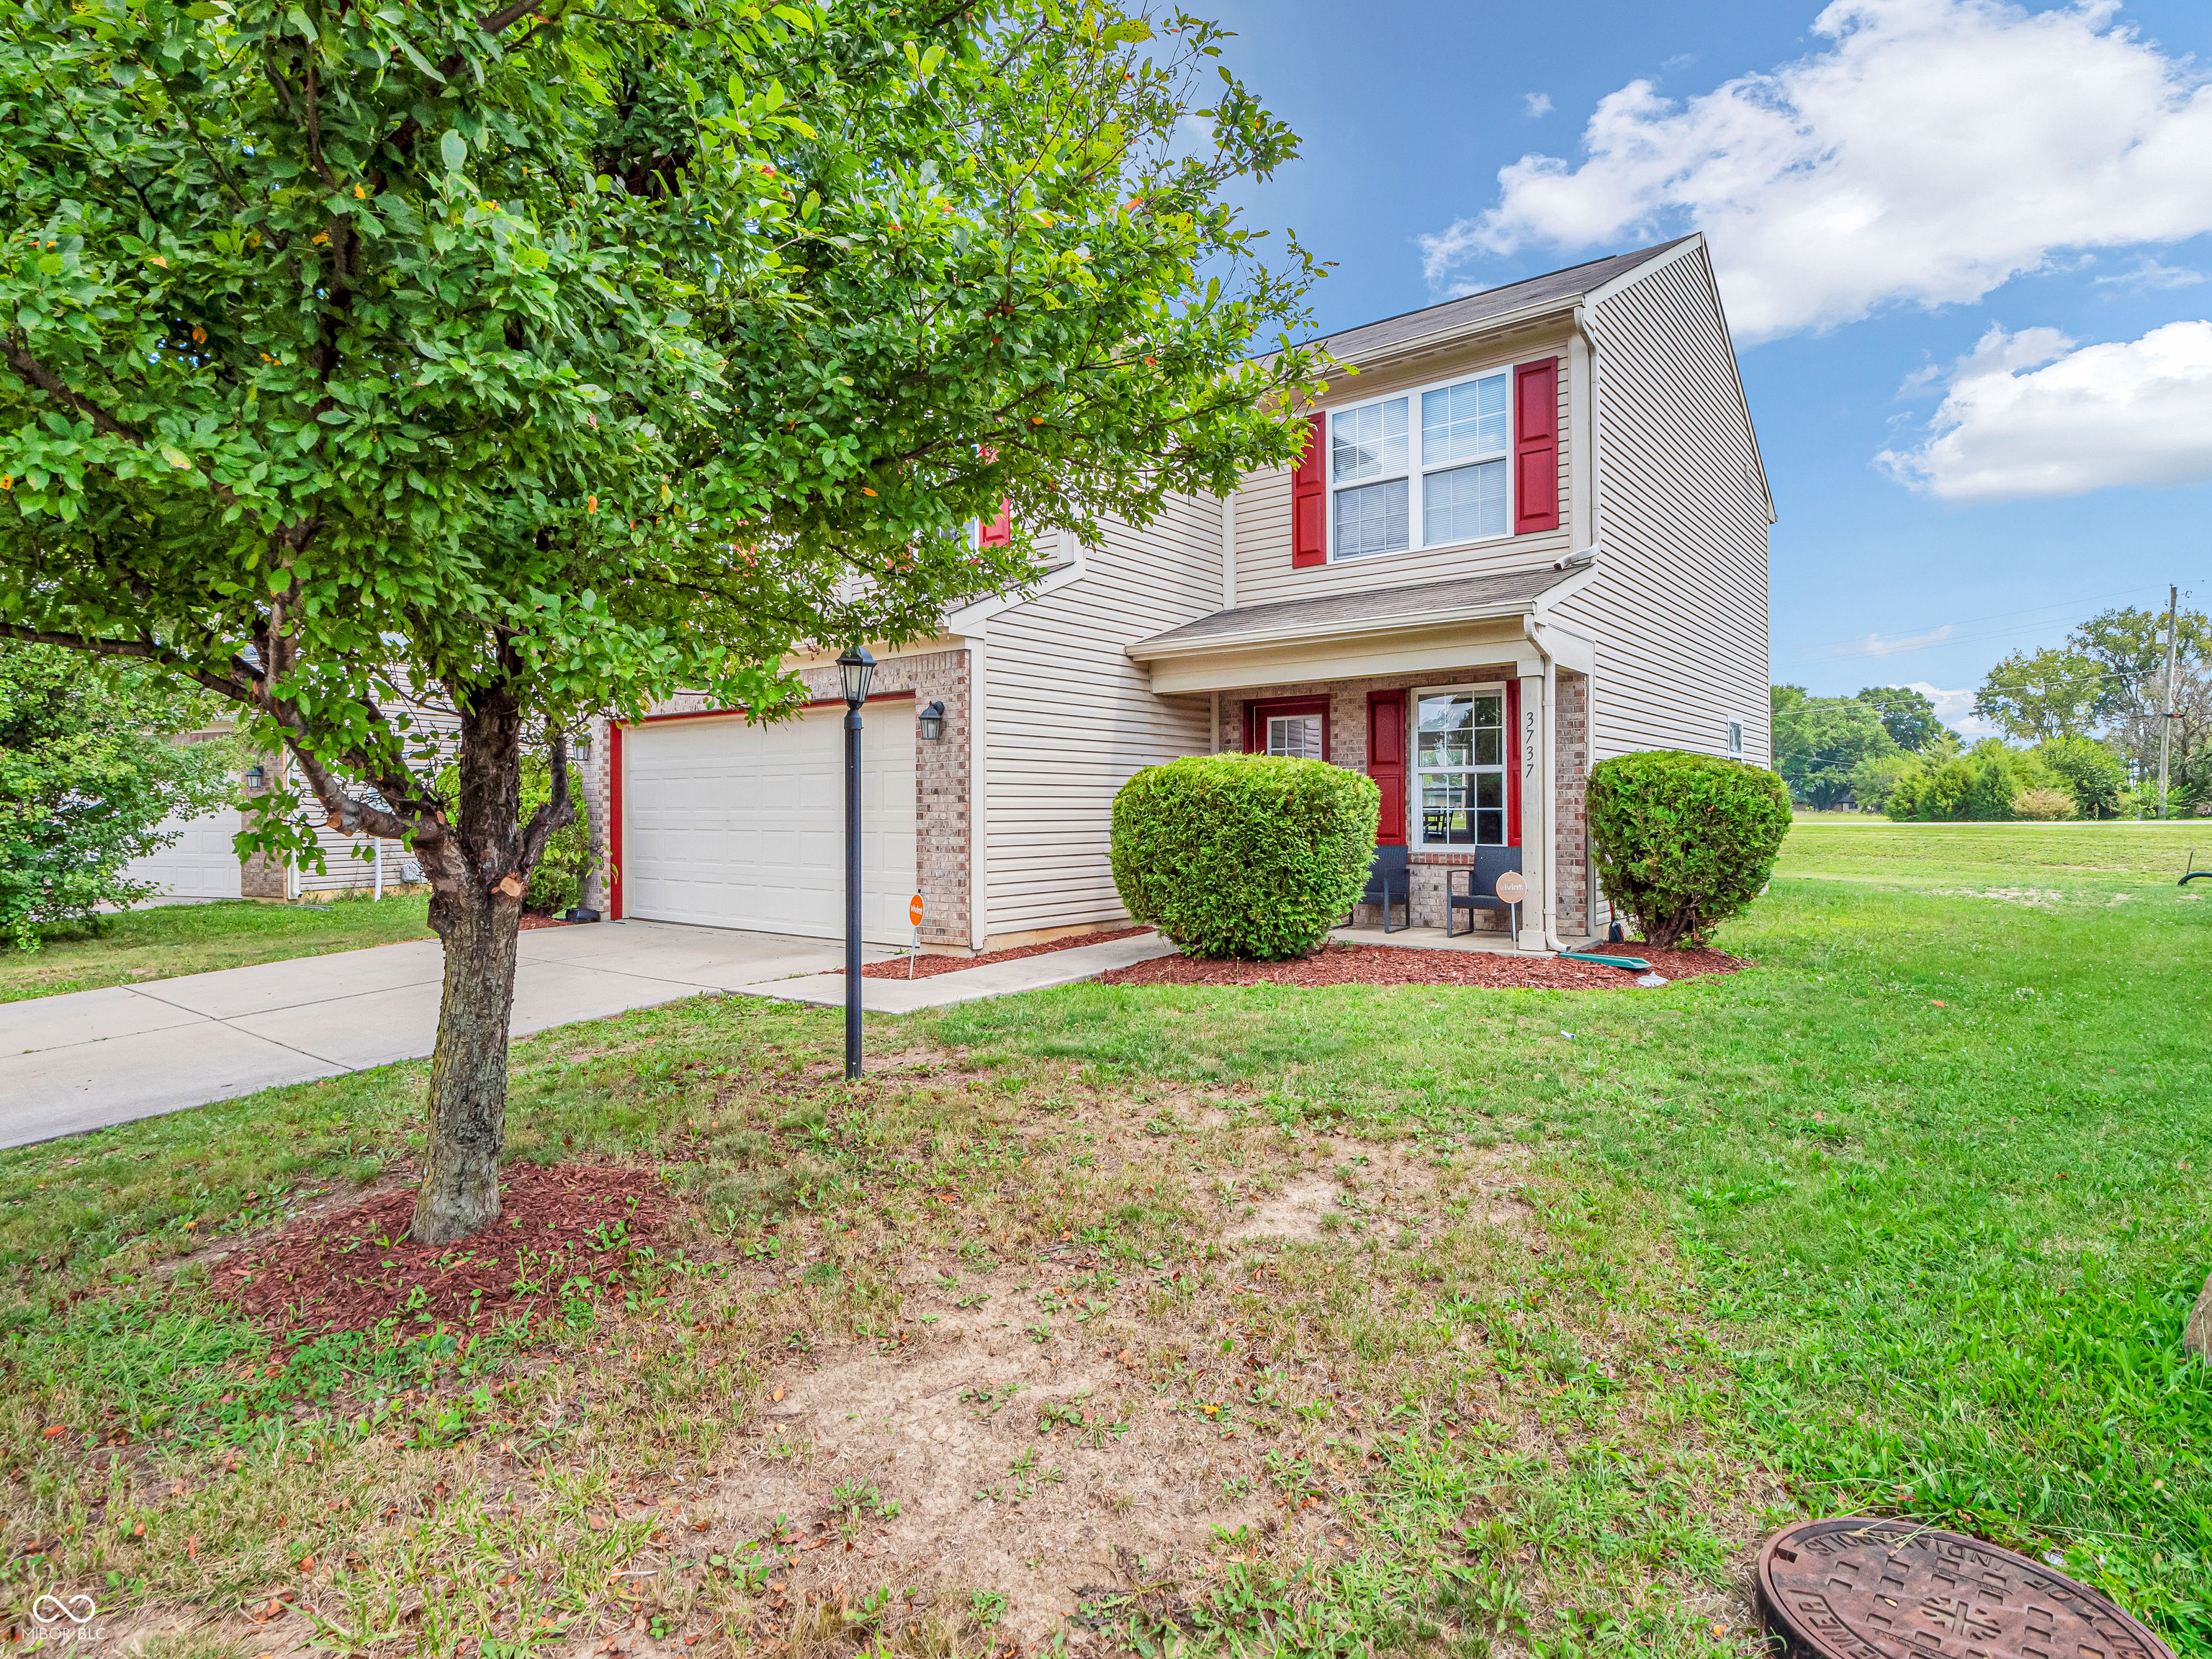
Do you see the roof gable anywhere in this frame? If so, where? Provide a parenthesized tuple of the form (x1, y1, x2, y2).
(1318, 236, 1699, 364)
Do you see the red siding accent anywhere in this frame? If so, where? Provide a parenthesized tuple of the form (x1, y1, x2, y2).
(1506, 679, 1524, 848)
(1367, 690, 1406, 846)
(1292, 413, 1327, 567)
(1245, 696, 1331, 760)
(607, 720, 625, 920)
(978, 500, 1012, 547)
(1513, 358, 1560, 534)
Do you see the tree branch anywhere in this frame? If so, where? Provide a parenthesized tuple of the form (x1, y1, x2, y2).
(0, 621, 261, 703)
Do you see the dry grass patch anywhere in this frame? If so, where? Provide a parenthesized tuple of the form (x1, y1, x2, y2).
(3, 1005, 1781, 1659)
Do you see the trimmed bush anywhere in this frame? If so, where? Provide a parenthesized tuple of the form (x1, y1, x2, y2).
(1110, 753, 1378, 959)
(1586, 750, 1791, 949)
(2013, 786, 2078, 821)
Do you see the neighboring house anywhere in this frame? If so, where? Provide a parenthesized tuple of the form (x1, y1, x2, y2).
(588, 233, 1773, 950)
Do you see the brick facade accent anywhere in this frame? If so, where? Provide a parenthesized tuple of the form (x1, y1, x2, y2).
(1222, 666, 1521, 933)
(1555, 669, 1590, 937)
(589, 645, 976, 949)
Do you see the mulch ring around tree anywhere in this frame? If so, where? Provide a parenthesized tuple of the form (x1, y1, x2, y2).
(841, 924, 1155, 979)
(1096, 939, 1743, 990)
(209, 1164, 672, 1344)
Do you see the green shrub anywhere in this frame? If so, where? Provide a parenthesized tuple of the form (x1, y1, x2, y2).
(1586, 750, 1791, 949)
(2034, 735, 2126, 818)
(1887, 739, 2064, 822)
(1110, 754, 1377, 959)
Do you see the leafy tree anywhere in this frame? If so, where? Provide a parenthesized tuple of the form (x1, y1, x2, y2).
(1856, 684, 1943, 751)
(1772, 693, 1894, 809)
(1847, 750, 1921, 814)
(2031, 735, 2125, 819)
(0, 0, 1325, 1241)
(1974, 647, 2105, 742)
(0, 642, 233, 947)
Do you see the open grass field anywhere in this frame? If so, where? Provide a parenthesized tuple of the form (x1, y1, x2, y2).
(1, 896, 435, 1004)
(1, 824, 2204, 1659)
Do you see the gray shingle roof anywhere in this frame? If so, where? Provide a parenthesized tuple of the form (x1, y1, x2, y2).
(1129, 565, 1585, 656)
(1317, 237, 1698, 363)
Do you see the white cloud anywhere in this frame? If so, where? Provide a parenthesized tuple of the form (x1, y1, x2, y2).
(1419, 0, 2212, 339)
(1524, 91, 1553, 117)
(1879, 320, 2212, 500)
(1909, 681, 2002, 737)
(2094, 256, 2207, 290)
(1833, 624, 1955, 657)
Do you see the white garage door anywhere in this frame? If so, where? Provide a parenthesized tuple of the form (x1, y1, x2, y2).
(621, 707, 917, 943)
(123, 804, 246, 900)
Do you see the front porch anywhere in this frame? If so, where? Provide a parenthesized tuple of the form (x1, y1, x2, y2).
(1128, 566, 1606, 946)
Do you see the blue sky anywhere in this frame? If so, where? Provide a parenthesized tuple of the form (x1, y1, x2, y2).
(1200, 0, 2212, 732)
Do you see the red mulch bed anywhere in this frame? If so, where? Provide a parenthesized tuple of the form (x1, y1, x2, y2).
(209, 1164, 671, 1344)
(1096, 940, 1743, 990)
(519, 912, 573, 931)
(840, 925, 1155, 980)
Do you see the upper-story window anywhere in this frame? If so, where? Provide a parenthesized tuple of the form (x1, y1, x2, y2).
(1330, 370, 1510, 561)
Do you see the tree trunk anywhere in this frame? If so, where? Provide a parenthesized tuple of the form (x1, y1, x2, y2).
(409, 683, 530, 1246)
(410, 880, 524, 1243)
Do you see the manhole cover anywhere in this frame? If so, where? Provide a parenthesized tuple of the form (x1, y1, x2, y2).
(1758, 1518, 2173, 1659)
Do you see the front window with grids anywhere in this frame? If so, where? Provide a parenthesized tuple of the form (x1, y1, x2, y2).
(1416, 688, 1506, 845)
(1264, 713, 1324, 759)
(1331, 371, 1510, 560)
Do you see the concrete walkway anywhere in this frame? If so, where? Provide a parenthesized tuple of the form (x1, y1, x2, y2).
(732, 930, 1181, 1012)
(0, 922, 874, 1148)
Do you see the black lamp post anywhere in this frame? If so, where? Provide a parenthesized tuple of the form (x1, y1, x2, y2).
(836, 647, 875, 1080)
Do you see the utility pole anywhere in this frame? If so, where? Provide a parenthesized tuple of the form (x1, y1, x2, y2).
(2159, 583, 2179, 820)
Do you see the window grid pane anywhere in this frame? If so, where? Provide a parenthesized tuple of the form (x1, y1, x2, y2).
(1421, 374, 1508, 467)
(1334, 477, 1408, 559)
(1413, 691, 1508, 847)
(1423, 459, 1508, 545)
(1331, 399, 1408, 483)
(1265, 714, 1323, 760)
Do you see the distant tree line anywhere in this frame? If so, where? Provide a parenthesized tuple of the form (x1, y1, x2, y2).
(1773, 604, 2206, 820)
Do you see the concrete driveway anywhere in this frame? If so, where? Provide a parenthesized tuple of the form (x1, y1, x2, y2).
(0, 921, 871, 1148)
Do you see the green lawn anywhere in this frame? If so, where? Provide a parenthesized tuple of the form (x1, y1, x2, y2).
(0, 825, 2203, 1659)
(1, 894, 434, 1002)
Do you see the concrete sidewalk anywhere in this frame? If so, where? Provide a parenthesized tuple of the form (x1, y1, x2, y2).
(0, 922, 871, 1148)
(732, 930, 1180, 1012)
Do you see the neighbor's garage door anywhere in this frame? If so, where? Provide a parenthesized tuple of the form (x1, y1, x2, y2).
(122, 804, 246, 899)
(620, 705, 916, 943)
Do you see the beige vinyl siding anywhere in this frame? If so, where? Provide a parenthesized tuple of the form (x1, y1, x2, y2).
(1231, 328, 1576, 608)
(982, 498, 1218, 935)
(1555, 245, 1772, 768)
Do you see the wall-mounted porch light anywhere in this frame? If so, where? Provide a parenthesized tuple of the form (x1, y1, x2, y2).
(917, 701, 947, 742)
(245, 764, 266, 789)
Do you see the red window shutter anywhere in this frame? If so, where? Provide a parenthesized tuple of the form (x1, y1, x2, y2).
(1367, 691, 1406, 846)
(978, 500, 1012, 547)
(1505, 679, 1524, 847)
(1513, 358, 1560, 534)
(1292, 412, 1326, 567)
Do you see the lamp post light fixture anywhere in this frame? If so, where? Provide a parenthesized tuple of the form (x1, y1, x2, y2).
(917, 701, 947, 742)
(837, 647, 876, 1080)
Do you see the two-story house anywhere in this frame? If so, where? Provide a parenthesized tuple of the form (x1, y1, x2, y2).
(587, 233, 1773, 953)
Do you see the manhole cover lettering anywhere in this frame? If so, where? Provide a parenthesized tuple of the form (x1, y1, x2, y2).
(1758, 1519, 2173, 1659)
